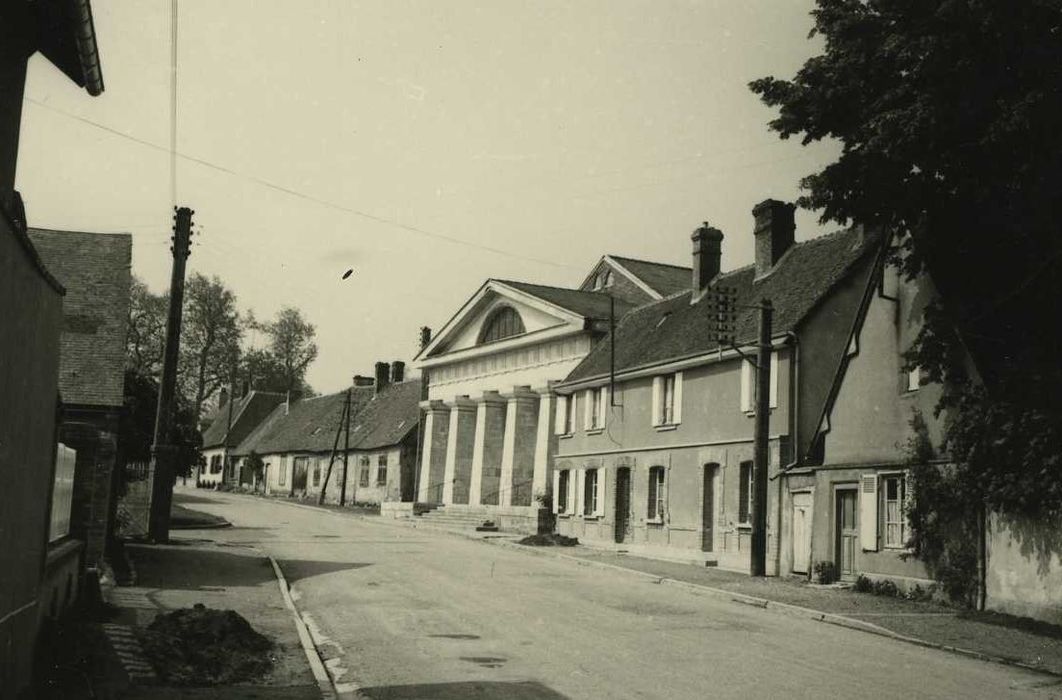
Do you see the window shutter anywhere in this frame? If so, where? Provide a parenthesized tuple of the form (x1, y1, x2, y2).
(663, 467, 670, 522)
(594, 468, 606, 517)
(554, 396, 567, 434)
(575, 468, 586, 516)
(583, 390, 593, 430)
(740, 360, 752, 412)
(652, 377, 663, 426)
(769, 351, 779, 408)
(567, 470, 577, 514)
(647, 469, 658, 519)
(601, 386, 609, 425)
(673, 372, 684, 424)
(860, 474, 879, 551)
(551, 470, 561, 514)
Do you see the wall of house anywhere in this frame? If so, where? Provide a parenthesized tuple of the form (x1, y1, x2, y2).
(199, 447, 226, 485)
(0, 216, 63, 696)
(580, 261, 655, 307)
(57, 410, 121, 567)
(556, 440, 785, 573)
(262, 445, 411, 505)
(986, 513, 1062, 625)
(795, 253, 878, 460)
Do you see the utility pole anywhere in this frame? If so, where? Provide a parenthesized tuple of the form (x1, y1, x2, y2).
(318, 391, 349, 505)
(750, 299, 773, 577)
(340, 388, 352, 506)
(148, 206, 193, 543)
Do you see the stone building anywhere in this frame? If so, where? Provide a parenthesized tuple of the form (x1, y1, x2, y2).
(199, 389, 285, 487)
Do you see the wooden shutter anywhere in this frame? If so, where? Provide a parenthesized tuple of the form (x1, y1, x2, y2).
(738, 463, 750, 523)
(551, 470, 561, 514)
(769, 351, 779, 408)
(575, 468, 585, 516)
(594, 468, 606, 517)
(583, 390, 593, 430)
(647, 468, 658, 519)
(601, 386, 609, 425)
(554, 396, 567, 434)
(652, 377, 663, 426)
(740, 360, 752, 412)
(860, 473, 879, 551)
(673, 372, 684, 424)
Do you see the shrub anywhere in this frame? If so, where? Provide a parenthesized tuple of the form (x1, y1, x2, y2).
(872, 579, 900, 598)
(853, 574, 873, 593)
(812, 560, 837, 584)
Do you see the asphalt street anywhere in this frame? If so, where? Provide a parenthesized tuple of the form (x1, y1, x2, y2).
(177, 488, 1062, 700)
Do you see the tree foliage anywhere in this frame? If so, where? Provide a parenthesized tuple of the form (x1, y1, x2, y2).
(126, 279, 168, 379)
(261, 307, 318, 397)
(750, 1, 1062, 528)
(179, 273, 243, 422)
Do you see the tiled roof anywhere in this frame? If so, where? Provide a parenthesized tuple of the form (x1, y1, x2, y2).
(497, 280, 632, 320)
(565, 228, 881, 382)
(609, 255, 691, 297)
(244, 380, 421, 456)
(28, 229, 132, 407)
(201, 390, 286, 449)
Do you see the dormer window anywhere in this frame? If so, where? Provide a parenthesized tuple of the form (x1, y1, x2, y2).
(602, 270, 614, 288)
(478, 306, 525, 345)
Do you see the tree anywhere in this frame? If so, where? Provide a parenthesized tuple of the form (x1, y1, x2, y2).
(126, 277, 168, 380)
(179, 273, 243, 423)
(262, 307, 318, 397)
(750, 0, 1062, 599)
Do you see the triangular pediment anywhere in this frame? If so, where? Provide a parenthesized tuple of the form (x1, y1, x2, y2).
(416, 281, 587, 363)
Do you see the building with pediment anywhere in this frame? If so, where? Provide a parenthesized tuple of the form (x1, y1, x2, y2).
(412, 258, 688, 533)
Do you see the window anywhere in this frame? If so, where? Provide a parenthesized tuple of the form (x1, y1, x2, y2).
(49, 444, 76, 542)
(557, 470, 570, 513)
(739, 354, 779, 412)
(312, 459, 321, 487)
(647, 466, 666, 521)
(589, 388, 601, 429)
(652, 373, 682, 426)
(883, 474, 908, 548)
(478, 306, 526, 344)
(359, 455, 371, 487)
(584, 469, 598, 516)
(906, 365, 921, 392)
(279, 459, 287, 486)
(738, 461, 754, 525)
(377, 455, 388, 486)
(603, 270, 614, 288)
(210, 454, 222, 474)
(563, 395, 575, 434)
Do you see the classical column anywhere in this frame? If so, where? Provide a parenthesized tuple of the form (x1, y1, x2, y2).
(469, 391, 507, 506)
(442, 396, 477, 504)
(499, 386, 540, 507)
(532, 384, 557, 505)
(417, 400, 450, 503)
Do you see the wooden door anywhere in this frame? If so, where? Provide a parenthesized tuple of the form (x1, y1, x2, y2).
(791, 492, 813, 574)
(292, 456, 309, 494)
(835, 488, 858, 578)
(614, 467, 631, 543)
(701, 464, 717, 552)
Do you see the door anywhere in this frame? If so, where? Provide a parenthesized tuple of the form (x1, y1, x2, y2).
(791, 492, 813, 574)
(701, 464, 717, 552)
(292, 456, 309, 495)
(614, 467, 632, 544)
(835, 488, 858, 579)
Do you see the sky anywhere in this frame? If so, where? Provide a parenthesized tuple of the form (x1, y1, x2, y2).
(18, 1, 838, 394)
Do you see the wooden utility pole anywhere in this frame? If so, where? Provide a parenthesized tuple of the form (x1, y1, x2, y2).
(318, 390, 350, 505)
(339, 388, 352, 506)
(148, 206, 193, 543)
(750, 299, 773, 577)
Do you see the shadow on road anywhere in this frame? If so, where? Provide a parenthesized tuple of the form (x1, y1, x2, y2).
(278, 559, 372, 584)
(359, 681, 568, 699)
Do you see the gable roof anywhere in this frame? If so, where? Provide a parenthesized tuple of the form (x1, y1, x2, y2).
(496, 280, 632, 321)
(35, 0, 105, 95)
(201, 390, 286, 449)
(608, 256, 692, 298)
(241, 380, 421, 456)
(28, 228, 131, 407)
(563, 227, 881, 383)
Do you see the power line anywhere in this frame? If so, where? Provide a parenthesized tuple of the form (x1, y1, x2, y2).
(170, 0, 179, 207)
(23, 97, 582, 271)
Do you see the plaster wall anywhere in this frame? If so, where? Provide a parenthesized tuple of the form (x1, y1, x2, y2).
(986, 513, 1062, 625)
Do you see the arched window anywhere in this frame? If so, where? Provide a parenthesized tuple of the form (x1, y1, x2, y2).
(603, 270, 614, 288)
(478, 306, 525, 344)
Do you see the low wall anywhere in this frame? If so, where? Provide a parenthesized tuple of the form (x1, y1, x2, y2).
(987, 513, 1062, 624)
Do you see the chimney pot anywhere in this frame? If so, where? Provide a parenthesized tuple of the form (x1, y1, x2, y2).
(691, 222, 724, 299)
(390, 361, 405, 384)
(419, 327, 432, 349)
(374, 361, 390, 395)
(753, 199, 796, 278)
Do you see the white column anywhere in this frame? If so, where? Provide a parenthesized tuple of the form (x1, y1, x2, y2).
(499, 386, 538, 507)
(442, 396, 475, 504)
(532, 387, 555, 503)
(499, 398, 519, 507)
(442, 405, 461, 504)
(417, 402, 435, 503)
(468, 401, 488, 506)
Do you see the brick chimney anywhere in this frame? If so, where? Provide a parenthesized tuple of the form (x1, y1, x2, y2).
(419, 326, 432, 350)
(353, 375, 374, 387)
(390, 361, 405, 383)
(753, 199, 796, 278)
(374, 361, 390, 395)
(691, 222, 724, 300)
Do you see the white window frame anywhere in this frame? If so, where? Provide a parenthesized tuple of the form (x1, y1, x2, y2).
(652, 372, 682, 428)
(738, 461, 754, 526)
(882, 473, 909, 549)
(741, 352, 778, 412)
(647, 466, 666, 523)
(583, 468, 598, 516)
(557, 469, 570, 514)
(907, 365, 921, 392)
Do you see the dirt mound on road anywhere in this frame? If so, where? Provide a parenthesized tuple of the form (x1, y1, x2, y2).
(137, 603, 275, 685)
(518, 533, 579, 547)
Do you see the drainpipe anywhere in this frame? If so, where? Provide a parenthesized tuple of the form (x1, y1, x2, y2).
(772, 332, 800, 576)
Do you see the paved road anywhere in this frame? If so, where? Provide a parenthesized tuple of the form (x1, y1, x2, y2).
(178, 488, 1061, 700)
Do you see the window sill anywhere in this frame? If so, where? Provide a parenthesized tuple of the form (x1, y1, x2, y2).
(557, 433, 574, 440)
(585, 428, 604, 436)
(582, 514, 603, 521)
(736, 523, 753, 531)
(646, 518, 665, 526)
(882, 546, 914, 554)
(654, 423, 678, 432)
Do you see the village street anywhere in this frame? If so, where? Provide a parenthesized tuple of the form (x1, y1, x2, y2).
(174, 488, 1058, 700)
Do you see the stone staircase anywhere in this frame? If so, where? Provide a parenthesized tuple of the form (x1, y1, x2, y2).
(413, 505, 500, 531)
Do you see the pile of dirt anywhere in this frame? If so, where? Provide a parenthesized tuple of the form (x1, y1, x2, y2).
(517, 533, 579, 547)
(136, 603, 275, 685)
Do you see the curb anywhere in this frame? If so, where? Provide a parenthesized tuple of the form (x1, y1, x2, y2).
(267, 555, 340, 699)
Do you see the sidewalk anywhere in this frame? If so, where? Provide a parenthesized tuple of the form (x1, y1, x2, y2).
(100, 536, 322, 699)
